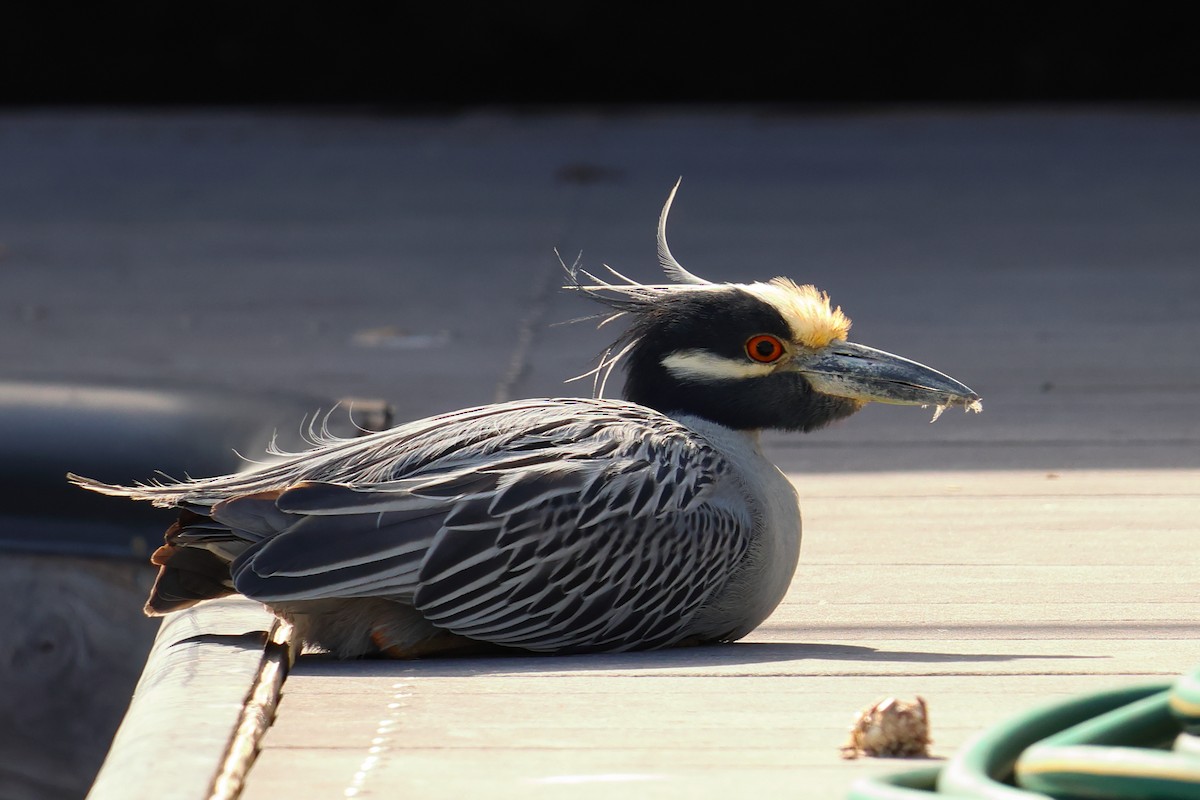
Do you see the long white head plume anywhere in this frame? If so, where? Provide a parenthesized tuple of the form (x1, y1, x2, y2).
(657, 178, 712, 286)
(565, 181, 850, 336)
(563, 179, 853, 396)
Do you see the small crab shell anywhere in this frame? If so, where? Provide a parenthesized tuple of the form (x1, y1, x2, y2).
(840, 696, 932, 759)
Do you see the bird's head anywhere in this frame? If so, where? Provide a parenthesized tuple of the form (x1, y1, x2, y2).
(565, 182, 982, 432)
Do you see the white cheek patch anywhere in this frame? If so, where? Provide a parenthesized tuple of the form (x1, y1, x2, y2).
(661, 350, 777, 382)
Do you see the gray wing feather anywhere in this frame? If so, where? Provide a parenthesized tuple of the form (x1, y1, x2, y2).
(101, 398, 753, 652)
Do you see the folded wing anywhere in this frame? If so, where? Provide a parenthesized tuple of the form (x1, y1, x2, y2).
(75, 398, 753, 652)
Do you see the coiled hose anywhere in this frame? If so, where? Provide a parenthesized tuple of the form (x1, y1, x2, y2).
(847, 665, 1200, 799)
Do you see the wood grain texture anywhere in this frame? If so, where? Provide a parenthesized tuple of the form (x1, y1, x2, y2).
(85, 599, 277, 800)
(0, 557, 157, 800)
(3, 109, 1196, 799)
(238, 467, 1197, 800)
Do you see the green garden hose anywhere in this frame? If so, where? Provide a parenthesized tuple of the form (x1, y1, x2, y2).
(1170, 667, 1200, 733)
(846, 765, 947, 799)
(847, 666, 1200, 799)
(1015, 689, 1196, 799)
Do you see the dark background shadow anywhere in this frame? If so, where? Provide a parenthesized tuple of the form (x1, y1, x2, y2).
(5, 4, 1197, 108)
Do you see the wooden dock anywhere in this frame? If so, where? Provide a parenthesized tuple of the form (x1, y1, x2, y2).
(1, 109, 1196, 799)
(85, 467, 1199, 800)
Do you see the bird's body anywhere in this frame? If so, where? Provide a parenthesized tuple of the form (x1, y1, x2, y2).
(71, 182, 981, 658)
(76, 399, 800, 656)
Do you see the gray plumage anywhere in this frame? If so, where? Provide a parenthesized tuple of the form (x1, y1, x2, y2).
(70, 182, 980, 658)
(72, 400, 799, 656)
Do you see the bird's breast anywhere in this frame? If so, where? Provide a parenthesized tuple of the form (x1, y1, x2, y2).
(670, 417, 802, 642)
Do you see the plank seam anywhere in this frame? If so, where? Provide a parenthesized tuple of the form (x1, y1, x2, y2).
(208, 621, 294, 800)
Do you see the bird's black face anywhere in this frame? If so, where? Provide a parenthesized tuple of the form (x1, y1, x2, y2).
(569, 181, 980, 432)
(619, 289, 862, 431)
(614, 286, 980, 432)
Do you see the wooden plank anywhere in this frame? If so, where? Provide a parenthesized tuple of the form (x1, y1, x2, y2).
(243, 669, 1188, 800)
(238, 467, 1199, 800)
(86, 599, 279, 800)
(0, 557, 158, 800)
(790, 469, 1200, 497)
(9, 109, 1192, 800)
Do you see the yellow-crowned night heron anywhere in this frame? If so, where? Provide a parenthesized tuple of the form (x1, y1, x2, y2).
(69, 183, 981, 658)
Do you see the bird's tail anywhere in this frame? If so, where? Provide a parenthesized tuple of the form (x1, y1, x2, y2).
(68, 473, 241, 614)
(144, 509, 238, 615)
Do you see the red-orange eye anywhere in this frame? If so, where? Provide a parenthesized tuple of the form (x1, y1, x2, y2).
(745, 334, 786, 363)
